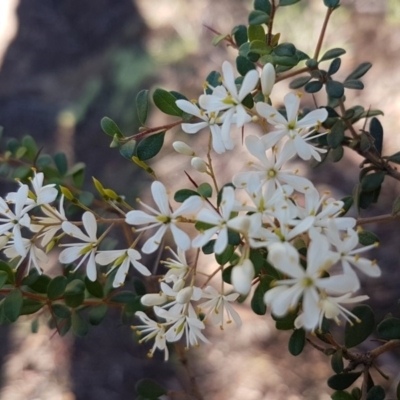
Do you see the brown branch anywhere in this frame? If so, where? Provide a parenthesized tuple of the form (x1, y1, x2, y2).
(357, 213, 400, 226)
(313, 7, 335, 60)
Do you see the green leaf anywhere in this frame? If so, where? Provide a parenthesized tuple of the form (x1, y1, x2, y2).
(274, 311, 297, 330)
(279, 0, 300, 5)
(85, 277, 104, 298)
(344, 305, 375, 348)
(251, 276, 271, 315)
(346, 62, 372, 81)
(69, 162, 86, 189)
(109, 291, 136, 303)
(4, 289, 23, 322)
(47, 276, 68, 300)
(305, 80, 323, 93)
(327, 119, 345, 148)
(275, 43, 296, 57)
(326, 80, 344, 98)
(352, 387, 362, 400)
(135, 378, 167, 398)
(215, 245, 235, 265)
(248, 10, 269, 25)
(20, 299, 44, 315)
(133, 278, 147, 296)
(71, 311, 89, 337)
(328, 372, 362, 391)
(0, 261, 15, 285)
(386, 152, 400, 164)
(289, 75, 311, 89)
(392, 195, 400, 215)
(54, 152, 68, 175)
(248, 25, 265, 42)
(331, 350, 344, 374)
(212, 34, 229, 46)
(197, 182, 212, 198)
(101, 117, 124, 138)
(136, 132, 165, 161)
(377, 317, 400, 340)
(358, 230, 379, 246)
(343, 80, 364, 90)
(232, 25, 248, 47)
(328, 58, 341, 76)
(222, 265, 233, 284)
(28, 274, 51, 293)
(136, 90, 149, 125)
(152, 88, 183, 117)
(331, 391, 354, 400)
(254, 0, 271, 14)
(22, 135, 38, 161)
(369, 117, 383, 155)
(288, 328, 306, 356)
(236, 55, 256, 76)
(320, 48, 346, 62)
(339, 196, 354, 216)
(0, 271, 8, 290)
(64, 279, 85, 308)
(366, 386, 385, 400)
(89, 304, 108, 325)
(51, 304, 71, 319)
(361, 171, 385, 192)
(119, 140, 136, 160)
(174, 189, 199, 203)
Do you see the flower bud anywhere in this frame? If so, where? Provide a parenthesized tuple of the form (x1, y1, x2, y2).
(191, 157, 208, 173)
(261, 63, 275, 97)
(141, 293, 168, 306)
(176, 286, 194, 304)
(0, 236, 9, 250)
(231, 259, 255, 295)
(173, 141, 195, 156)
(173, 278, 185, 292)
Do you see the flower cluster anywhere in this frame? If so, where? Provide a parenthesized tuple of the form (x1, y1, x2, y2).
(0, 60, 380, 361)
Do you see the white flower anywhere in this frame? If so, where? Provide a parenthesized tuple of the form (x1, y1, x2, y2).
(126, 181, 202, 254)
(198, 286, 242, 329)
(157, 306, 210, 349)
(4, 237, 48, 274)
(0, 185, 31, 257)
(160, 247, 190, 283)
(233, 135, 313, 194)
(256, 92, 328, 161)
(59, 211, 99, 281)
(30, 195, 67, 246)
(314, 292, 369, 329)
(175, 100, 231, 154)
(133, 311, 169, 360)
(159, 281, 202, 316)
(95, 248, 151, 287)
(297, 188, 356, 235)
(326, 224, 381, 290)
(199, 61, 259, 127)
(192, 185, 236, 254)
(264, 239, 355, 331)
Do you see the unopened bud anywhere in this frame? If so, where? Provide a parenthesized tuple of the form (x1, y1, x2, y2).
(173, 141, 195, 156)
(191, 157, 208, 173)
(0, 236, 9, 250)
(173, 278, 185, 292)
(231, 259, 255, 295)
(141, 293, 168, 306)
(176, 286, 194, 304)
(261, 63, 275, 97)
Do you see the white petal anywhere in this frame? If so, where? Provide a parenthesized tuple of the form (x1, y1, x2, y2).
(125, 210, 157, 225)
(142, 225, 168, 254)
(82, 212, 97, 241)
(151, 181, 170, 216)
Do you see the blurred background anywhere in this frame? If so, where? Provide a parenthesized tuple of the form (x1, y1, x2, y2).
(0, 0, 400, 399)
